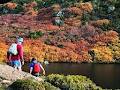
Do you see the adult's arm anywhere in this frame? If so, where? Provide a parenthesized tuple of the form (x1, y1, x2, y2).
(29, 63, 34, 74)
(30, 67, 33, 74)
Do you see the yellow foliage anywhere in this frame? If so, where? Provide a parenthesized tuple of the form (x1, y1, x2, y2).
(109, 41, 120, 60)
(24, 40, 45, 62)
(92, 45, 113, 62)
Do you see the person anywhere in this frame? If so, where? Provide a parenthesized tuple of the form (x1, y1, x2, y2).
(29, 58, 45, 77)
(7, 37, 24, 71)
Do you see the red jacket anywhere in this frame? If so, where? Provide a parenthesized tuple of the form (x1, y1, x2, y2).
(10, 44, 23, 61)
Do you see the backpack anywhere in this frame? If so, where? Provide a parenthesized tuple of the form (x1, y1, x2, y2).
(33, 63, 41, 73)
(8, 43, 18, 55)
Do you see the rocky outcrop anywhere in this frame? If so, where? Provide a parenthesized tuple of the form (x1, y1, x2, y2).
(0, 64, 44, 88)
(0, 64, 33, 81)
(0, 64, 45, 90)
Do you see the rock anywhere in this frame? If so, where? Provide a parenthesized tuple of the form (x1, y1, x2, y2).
(0, 64, 43, 82)
(2, 80, 11, 84)
(34, 77, 44, 82)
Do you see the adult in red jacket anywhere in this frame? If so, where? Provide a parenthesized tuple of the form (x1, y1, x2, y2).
(8, 37, 24, 71)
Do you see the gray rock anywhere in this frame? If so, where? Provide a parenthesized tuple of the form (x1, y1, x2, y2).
(0, 64, 34, 82)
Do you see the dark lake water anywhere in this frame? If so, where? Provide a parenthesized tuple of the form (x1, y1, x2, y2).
(23, 63, 120, 89)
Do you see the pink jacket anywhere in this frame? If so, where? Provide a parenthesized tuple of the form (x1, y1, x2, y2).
(11, 44, 23, 61)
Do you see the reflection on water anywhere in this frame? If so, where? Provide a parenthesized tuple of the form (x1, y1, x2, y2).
(22, 63, 120, 89)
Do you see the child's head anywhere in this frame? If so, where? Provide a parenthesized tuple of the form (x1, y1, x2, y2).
(31, 58, 37, 62)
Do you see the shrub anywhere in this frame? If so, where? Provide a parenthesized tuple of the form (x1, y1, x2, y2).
(12, 0, 33, 5)
(0, 4, 23, 14)
(67, 7, 82, 15)
(44, 39, 53, 45)
(91, 44, 113, 62)
(76, 2, 93, 12)
(6, 2, 17, 10)
(29, 31, 44, 39)
(81, 12, 91, 25)
(46, 74, 102, 90)
(9, 79, 45, 90)
(91, 19, 110, 27)
(108, 41, 120, 60)
(57, 44, 64, 48)
(44, 82, 60, 90)
(0, 42, 8, 62)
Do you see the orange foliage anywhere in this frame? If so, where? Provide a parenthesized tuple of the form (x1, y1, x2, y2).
(91, 19, 110, 26)
(23, 40, 91, 62)
(67, 7, 82, 15)
(24, 40, 45, 62)
(0, 39, 98, 63)
(92, 30, 119, 44)
(62, 42, 76, 51)
(76, 39, 90, 52)
(25, 9, 38, 16)
(0, 42, 8, 62)
(65, 17, 81, 27)
(23, 1, 38, 16)
(75, 2, 93, 12)
(6, 2, 17, 9)
(99, 30, 119, 43)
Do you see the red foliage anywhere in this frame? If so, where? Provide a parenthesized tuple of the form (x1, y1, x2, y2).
(0, 14, 60, 31)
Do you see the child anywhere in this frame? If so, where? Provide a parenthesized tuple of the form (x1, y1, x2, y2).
(29, 58, 45, 77)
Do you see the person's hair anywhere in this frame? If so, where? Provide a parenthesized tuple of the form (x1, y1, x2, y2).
(17, 37, 23, 43)
(31, 58, 37, 62)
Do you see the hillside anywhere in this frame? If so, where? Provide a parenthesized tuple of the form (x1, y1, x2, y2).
(0, 0, 120, 63)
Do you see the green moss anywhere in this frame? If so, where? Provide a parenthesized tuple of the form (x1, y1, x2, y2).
(46, 74, 102, 90)
(7, 74, 103, 90)
(9, 79, 45, 90)
(44, 82, 60, 90)
(0, 87, 5, 90)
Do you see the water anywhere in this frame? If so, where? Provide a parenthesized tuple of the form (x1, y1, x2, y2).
(23, 63, 120, 89)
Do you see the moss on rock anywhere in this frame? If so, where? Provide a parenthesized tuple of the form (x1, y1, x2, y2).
(9, 79, 45, 90)
(46, 74, 102, 90)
